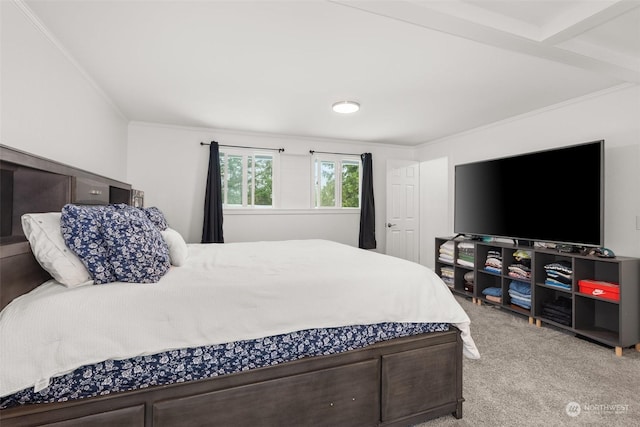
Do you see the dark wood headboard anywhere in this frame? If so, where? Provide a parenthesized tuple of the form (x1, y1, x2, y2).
(0, 145, 132, 310)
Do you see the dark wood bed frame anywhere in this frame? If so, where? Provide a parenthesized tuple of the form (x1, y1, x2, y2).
(0, 145, 464, 427)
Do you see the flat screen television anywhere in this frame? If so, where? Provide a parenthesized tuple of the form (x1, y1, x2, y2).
(454, 140, 604, 247)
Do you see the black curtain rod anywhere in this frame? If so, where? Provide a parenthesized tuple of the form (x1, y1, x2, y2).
(200, 142, 284, 153)
(309, 150, 360, 156)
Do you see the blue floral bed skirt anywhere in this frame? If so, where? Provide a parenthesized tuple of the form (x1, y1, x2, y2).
(1, 322, 449, 409)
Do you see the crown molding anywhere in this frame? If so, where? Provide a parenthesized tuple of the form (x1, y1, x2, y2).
(129, 121, 417, 153)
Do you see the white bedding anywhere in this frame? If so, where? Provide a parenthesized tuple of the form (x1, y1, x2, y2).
(0, 239, 479, 397)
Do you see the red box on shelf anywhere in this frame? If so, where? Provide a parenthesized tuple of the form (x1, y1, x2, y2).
(578, 279, 620, 301)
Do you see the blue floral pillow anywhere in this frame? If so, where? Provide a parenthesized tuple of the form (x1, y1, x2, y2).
(61, 204, 117, 284)
(142, 207, 168, 231)
(61, 204, 171, 284)
(101, 205, 170, 283)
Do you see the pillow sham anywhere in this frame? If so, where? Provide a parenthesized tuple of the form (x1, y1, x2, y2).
(160, 227, 189, 267)
(61, 204, 171, 284)
(101, 205, 171, 283)
(61, 204, 117, 284)
(142, 207, 168, 231)
(21, 212, 92, 288)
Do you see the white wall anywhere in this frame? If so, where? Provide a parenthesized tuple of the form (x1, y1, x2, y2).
(419, 157, 449, 269)
(0, 1, 128, 181)
(127, 122, 414, 249)
(416, 84, 640, 259)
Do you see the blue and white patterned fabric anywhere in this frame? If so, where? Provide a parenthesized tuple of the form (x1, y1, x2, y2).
(61, 204, 170, 284)
(102, 206, 170, 283)
(61, 204, 117, 284)
(0, 322, 449, 409)
(142, 207, 169, 231)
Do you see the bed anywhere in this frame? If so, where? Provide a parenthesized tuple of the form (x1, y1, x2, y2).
(0, 145, 479, 427)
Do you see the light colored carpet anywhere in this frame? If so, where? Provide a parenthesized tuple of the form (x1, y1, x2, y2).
(417, 295, 640, 427)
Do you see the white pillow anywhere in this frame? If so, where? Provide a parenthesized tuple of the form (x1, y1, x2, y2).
(21, 212, 92, 287)
(160, 227, 189, 267)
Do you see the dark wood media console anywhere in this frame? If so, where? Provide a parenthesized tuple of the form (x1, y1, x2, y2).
(436, 237, 640, 356)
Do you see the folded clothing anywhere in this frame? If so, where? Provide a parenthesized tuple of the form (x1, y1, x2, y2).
(509, 290, 530, 299)
(510, 250, 531, 279)
(484, 250, 502, 273)
(509, 294, 531, 310)
(439, 240, 455, 263)
(544, 261, 572, 275)
(544, 279, 571, 290)
(508, 264, 531, 279)
(542, 295, 571, 313)
(484, 266, 501, 274)
(509, 280, 531, 310)
(482, 286, 502, 297)
(439, 240, 455, 253)
(457, 242, 475, 267)
(541, 296, 572, 326)
(440, 266, 454, 287)
(513, 249, 531, 265)
(544, 261, 573, 284)
(439, 253, 454, 263)
(509, 280, 531, 295)
(486, 295, 502, 304)
(505, 280, 531, 310)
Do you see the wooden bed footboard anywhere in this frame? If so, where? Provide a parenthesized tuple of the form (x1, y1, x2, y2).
(0, 328, 463, 427)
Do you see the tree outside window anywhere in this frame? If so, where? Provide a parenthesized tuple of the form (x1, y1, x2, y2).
(221, 151, 274, 207)
(313, 155, 361, 209)
(341, 161, 360, 208)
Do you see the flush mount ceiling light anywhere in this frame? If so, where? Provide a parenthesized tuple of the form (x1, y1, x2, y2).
(332, 101, 360, 114)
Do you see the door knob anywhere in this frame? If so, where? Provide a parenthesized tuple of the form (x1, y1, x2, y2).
(387, 222, 397, 228)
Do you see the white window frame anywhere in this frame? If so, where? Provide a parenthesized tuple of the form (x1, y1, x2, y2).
(220, 148, 279, 209)
(311, 154, 362, 209)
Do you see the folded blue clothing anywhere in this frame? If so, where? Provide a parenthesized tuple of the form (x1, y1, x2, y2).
(545, 279, 571, 289)
(482, 287, 502, 297)
(509, 294, 532, 305)
(546, 271, 571, 283)
(509, 280, 531, 295)
(509, 290, 531, 300)
(511, 297, 531, 306)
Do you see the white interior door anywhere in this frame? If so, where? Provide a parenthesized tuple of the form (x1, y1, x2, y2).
(386, 160, 420, 262)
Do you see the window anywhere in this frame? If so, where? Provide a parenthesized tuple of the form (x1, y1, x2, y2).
(312, 155, 361, 208)
(220, 150, 275, 207)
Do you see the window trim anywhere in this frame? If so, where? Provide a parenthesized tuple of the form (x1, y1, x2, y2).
(220, 148, 278, 209)
(311, 153, 362, 209)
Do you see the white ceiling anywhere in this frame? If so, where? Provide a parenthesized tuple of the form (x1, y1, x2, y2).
(22, 0, 640, 146)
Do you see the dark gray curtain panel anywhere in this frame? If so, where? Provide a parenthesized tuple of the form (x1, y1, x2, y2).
(202, 141, 224, 243)
(359, 153, 376, 249)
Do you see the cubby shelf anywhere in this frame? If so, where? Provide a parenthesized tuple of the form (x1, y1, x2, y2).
(435, 237, 640, 356)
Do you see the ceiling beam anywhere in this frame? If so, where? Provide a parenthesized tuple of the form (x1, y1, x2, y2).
(329, 0, 640, 83)
(541, 0, 640, 44)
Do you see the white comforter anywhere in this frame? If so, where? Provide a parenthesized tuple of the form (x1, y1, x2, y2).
(0, 239, 479, 397)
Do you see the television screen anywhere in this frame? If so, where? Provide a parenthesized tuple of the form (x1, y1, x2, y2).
(454, 140, 604, 247)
